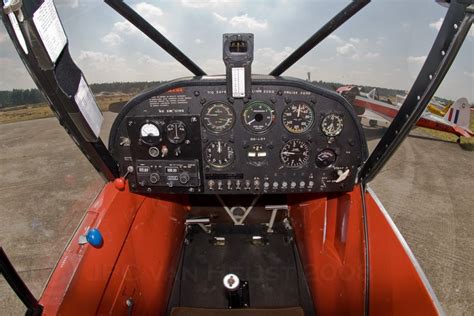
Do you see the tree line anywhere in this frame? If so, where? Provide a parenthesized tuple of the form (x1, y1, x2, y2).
(0, 80, 454, 108)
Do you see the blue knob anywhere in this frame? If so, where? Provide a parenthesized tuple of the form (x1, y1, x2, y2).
(86, 228, 103, 248)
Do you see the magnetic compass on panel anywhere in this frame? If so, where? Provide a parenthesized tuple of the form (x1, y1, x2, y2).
(202, 101, 236, 134)
(282, 101, 315, 134)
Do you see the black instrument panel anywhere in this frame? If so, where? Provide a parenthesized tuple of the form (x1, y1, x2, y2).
(109, 76, 367, 195)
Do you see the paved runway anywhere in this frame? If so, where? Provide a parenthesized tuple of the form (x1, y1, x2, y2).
(0, 113, 472, 314)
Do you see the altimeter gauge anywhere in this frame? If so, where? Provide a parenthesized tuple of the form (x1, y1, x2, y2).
(321, 113, 344, 137)
(280, 139, 310, 168)
(282, 102, 314, 134)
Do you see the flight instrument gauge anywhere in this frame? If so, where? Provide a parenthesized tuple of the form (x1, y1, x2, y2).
(140, 122, 161, 145)
(205, 141, 235, 168)
(282, 102, 314, 134)
(202, 102, 235, 134)
(166, 120, 186, 144)
(280, 139, 310, 168)
(242, 101, 275, 133)
(321, 113, 344, 137)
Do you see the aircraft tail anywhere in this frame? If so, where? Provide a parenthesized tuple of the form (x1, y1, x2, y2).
(443, 97, 471, 129)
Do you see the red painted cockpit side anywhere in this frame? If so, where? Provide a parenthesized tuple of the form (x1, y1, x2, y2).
(39, 183, 189, 315)
(365, 188, 441, 315)
(39, 183, 441, 315)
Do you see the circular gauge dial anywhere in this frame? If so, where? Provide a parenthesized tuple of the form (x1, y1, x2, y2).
(166, 121, 186, 144)
(140, 122, 160, 137)
(280, 139, 311, 168)
(140, 122, 160, 145)
(202, 102, 235, 133)
(321, 113, 344, 137)
(242, 101, 275, 133)
(205, 141, 235, 168)
(282, 102, 315, 134)
(316, 149, 337, 168)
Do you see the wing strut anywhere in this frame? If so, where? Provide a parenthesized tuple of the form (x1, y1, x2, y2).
(104, 0, 207, 76)
(359, 1, 473, 183)
(269, 0, 370, 76)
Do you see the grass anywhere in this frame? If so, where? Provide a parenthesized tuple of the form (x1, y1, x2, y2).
(0, 94, 133, 124)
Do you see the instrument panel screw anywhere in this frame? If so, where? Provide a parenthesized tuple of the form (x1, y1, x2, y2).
(277, 90, 283, 96)
(194, 91, 200, 97)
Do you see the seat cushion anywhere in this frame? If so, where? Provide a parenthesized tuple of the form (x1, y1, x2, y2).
(171, 307, 305, 316)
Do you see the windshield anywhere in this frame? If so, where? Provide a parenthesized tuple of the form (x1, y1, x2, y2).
(0, 0, 472, 314)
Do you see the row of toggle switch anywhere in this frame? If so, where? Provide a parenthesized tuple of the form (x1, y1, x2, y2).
(207, 179, 315, 192)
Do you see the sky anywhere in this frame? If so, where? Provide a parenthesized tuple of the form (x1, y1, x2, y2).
(0, 0, 473, 101)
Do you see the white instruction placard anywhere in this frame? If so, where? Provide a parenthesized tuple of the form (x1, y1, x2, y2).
(74, 76, 103, 139)
(8, 12, 28, 54)
(33, 0, 67, 63)
(232, 67, 245, 98)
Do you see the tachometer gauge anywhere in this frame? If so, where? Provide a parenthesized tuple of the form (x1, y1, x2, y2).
(280, 139, 310, 168)
(205, 141, 235, 168)
(321, 113, 344, 137)
(166, 121, 186, 144)
(140, 122, 161, 145)
(202, 102, 235, 134)
(282, 102, 314, 134)
(242, 101, 275, 133)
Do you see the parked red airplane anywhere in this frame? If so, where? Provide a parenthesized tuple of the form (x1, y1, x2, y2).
(337, 86, 473, 139)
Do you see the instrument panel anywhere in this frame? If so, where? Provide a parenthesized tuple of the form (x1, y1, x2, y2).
(109, 76, 367, 195)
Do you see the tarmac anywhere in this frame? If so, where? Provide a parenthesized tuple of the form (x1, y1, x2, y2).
(0, 112, 472, 314)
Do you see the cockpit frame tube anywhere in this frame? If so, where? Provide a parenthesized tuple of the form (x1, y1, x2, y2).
(104, 0, 207, 77)
(0, 247, 43, 316)
(1, 1, 119, 181)
(359, 1, 473, 183)
(269, 0, 371, 76)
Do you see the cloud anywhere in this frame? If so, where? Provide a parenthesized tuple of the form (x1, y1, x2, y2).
(407, 55, 427, 65)
(429, 18, 443, 31)
(213, 12, 228, 22)
(365, 52, 380, 59)
(336, 43, 357, 56)
(328, 34, 343, 44)
(101, 32, 123, 46)
(464, 71, 474, 78)
(78, 51, 126, 68)
(213, 13, 268, 30)
(194, 38, 203, 44)
(112, 2, 166, 36)
(256, 47, 293, 64)
(181, 0, 231, 8)
(350, 37, 360, 44)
